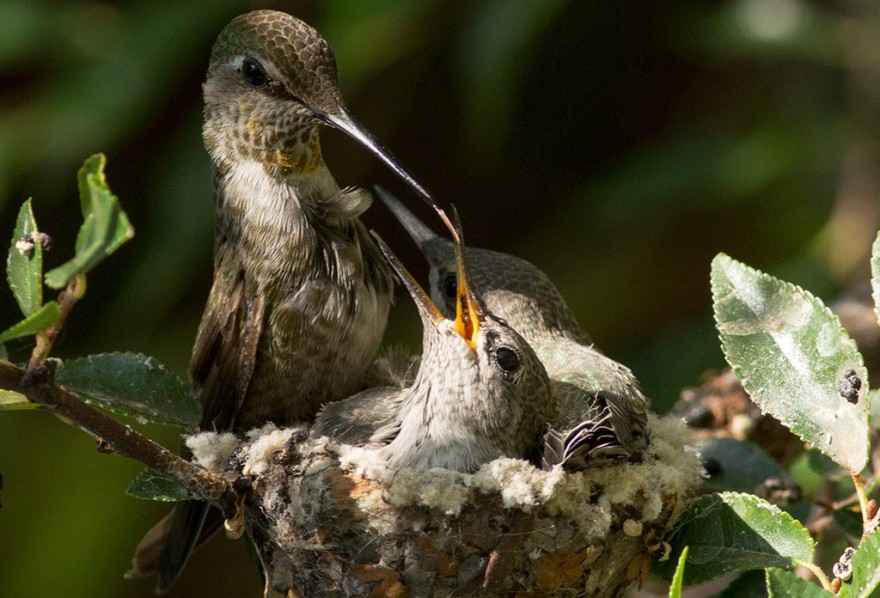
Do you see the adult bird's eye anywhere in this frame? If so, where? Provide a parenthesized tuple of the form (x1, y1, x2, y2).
(241, 57, 269, 87)
(495, 346, 520, 372)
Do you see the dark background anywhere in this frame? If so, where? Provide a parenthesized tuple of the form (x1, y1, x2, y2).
(1, 1, 878, 596)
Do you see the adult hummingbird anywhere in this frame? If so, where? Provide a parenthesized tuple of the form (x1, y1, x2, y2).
(130, 10, 434, 591)
(375, 188, 650, 469)
(314, 212, 555, 472)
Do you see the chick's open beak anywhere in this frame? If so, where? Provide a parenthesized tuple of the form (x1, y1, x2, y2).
(451, 247, 481, 351)
(372, 233, 445, 325)
(373, 230, 482, 352)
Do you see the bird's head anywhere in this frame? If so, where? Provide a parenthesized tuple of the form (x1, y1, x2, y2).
(204, 10, 432, 203)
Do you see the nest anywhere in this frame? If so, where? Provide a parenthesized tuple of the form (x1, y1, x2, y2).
(189, 415, 704, 597)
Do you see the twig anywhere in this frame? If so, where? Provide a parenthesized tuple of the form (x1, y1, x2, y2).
(0, 360, 236, 513)
(26, 275, 86, 373)
(482, 510, 529, 590)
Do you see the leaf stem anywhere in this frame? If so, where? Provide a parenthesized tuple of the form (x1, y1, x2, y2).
(798, 560, 833, 592)
(853, 474, 870, 529)
(26, 275, 86, 373)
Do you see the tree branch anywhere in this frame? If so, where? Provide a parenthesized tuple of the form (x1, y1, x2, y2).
(0, 360, 235, 512)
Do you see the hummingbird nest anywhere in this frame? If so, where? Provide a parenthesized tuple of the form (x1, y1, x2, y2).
(188, 415, 704, 597)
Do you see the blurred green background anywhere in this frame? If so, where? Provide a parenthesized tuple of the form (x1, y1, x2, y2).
(1, 0, 878, 596)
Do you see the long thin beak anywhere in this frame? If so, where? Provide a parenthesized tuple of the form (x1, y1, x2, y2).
(371, 232, 445, 325)
(322, 111, 436, 210)
(374, 185, 438, 246)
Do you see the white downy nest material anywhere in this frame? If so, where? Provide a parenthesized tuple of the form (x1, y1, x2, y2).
(188, 414, 704, 597)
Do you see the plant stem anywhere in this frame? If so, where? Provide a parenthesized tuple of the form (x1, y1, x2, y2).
(853, 474, 870, 529)
(26, 275, 86, 373)
(799, 560, 833, 592)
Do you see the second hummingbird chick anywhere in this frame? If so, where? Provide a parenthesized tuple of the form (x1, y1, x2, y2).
(375, 188, 650, 469)
(314, 221, 555, 473)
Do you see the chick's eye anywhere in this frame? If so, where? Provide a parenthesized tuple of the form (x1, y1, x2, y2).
(495, 346, 520, 372)
(242, 57, 269, 87)
(442, 272, 457, 300)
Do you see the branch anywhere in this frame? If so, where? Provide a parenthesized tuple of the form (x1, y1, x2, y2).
(0, 360, 236, 512)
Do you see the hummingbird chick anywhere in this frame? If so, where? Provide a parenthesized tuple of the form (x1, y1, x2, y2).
(314, 213, 555, 473)
(131, 11, 434, 592)
(375, 188, 650, 470)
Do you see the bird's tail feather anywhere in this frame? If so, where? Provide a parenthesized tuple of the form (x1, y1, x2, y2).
(129, 500, 221, 594)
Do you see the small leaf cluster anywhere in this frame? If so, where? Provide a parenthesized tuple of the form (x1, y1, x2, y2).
(666, 243, 880, 596)
(2, 154, 132, 348)
(0, 155, 199, 428)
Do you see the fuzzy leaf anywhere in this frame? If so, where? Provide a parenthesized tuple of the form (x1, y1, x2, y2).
(712, 254, 869, 475)
(872, 231, 880, 329)
(766, 568, 831, 597)
(668, 546, 688, 598)
(44, 154, 134, 289)
(871, 390, 880, 431)
(0, 389, 40, 411)
(0, 301, 60, 342)
(56, 353, 199, 427)
(839, 531, 880, 598)
(126, 469, 190, 502)
(7, 199, 43, 316)
(664, 492, 814, 584)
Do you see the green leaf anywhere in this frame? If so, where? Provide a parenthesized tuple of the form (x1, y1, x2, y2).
(6, 199, 43, 316)
(0, 301, 60, 342)
(669, 546, 688, 598)
(126, 469, 191, 502)
(44, 154, 134, 289)
(56, 353, 199, 427)
(871, 231, 880, 329)
(832, 509, 864, 545)
(0, 342, 7, 360)
(790, 449, 847, 501)
(839, 531, 880, 598)
(663, 492, 814, 584)
(870, 390, 880, 431)
(712, 254, 869, 475)
(805, 448, 846, 478)
(699, 438, 786, 493)
(0, 389, 40, 411)
(716, 570, 772, 597)
(766, 567, 831, 597)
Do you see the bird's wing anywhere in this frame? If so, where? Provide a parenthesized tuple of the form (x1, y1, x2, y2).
(541, 427, 567, 469)
(542, 392, 632, 471)
(313, 387, 403, 445)
(603, 389, 649, 452)
(368, 410, 403, 446)
(191, 245, 266, 431)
